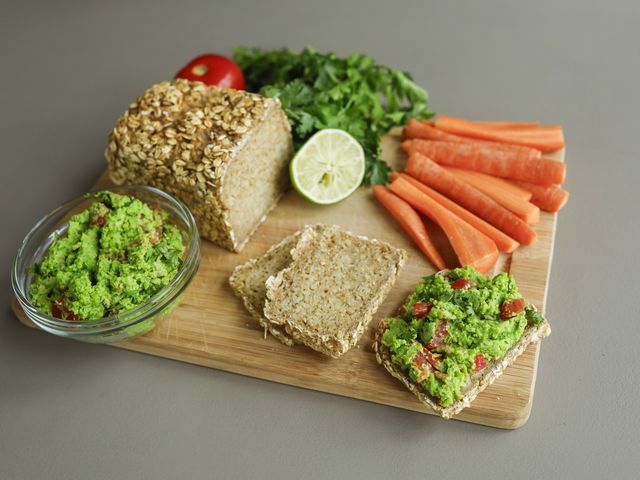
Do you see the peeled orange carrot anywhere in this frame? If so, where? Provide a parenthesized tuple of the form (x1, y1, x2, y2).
(444, 167, 540, 224)
(434, 115, 565, 153)
(512, 180, 570, 212)
(372, 185, 446, 270)
(403, 139, 566, 185)
(389, 177, 499, 273)
(475, 173, 533, 201)
(440, 168, 532, 201)
(391, 172, 519, 253)
(405, 153, 537, 245)
(402, 119, 542, 158)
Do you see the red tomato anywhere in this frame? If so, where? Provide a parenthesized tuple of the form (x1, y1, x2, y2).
(412, 301, 433, 318)
(175, 54, 245, 90)
(475, 354, 487, 371)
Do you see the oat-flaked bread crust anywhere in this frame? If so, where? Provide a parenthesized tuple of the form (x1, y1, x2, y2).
(106, 79, 292, 252)
(228, 231, 304, 346)
(264, 225, 407, 358)
(372, 274, 551, 419)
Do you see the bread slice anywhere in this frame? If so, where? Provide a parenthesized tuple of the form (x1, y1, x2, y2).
(373, 301, 551, 419)
(229, 232, 302, 346)
(264, 225, 407, 358)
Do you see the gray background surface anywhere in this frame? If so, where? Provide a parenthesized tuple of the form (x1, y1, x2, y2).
(1, 1, 638, 478)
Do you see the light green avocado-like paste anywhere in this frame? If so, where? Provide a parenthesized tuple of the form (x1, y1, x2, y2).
(29, 191, 185, 320)
(381, 266, 544, 407)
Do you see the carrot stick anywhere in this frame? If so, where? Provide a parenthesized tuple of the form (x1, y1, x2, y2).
(389, 177, 498, 273)
(440, 168, 532, 201)
(512, 180, 570, 212)
(434, 115, 565, 152)
(405, 153, 537, 245)
(402, 119, 542, 158)
(444, 167, 540, 224)
(403, 139, 566, 185)
(372, 185, 446, 270)
(391, 172, 519, 253)
(478, 174, 533, 201)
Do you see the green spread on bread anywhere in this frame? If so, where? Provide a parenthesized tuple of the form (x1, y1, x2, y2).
(381, 266, 544, 407)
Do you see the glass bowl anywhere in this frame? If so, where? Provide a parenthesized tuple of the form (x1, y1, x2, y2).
(11, 185, 200, 344)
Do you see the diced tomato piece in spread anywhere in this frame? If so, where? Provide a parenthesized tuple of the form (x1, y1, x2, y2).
(475, 354, 488, 371)
(434, 319, 448, 338)
(51, 297, 79, 321)
(415, 346, 441, 369)
(412, 301, 433, 318)
(451, 278, 476, 290)
(500, 298, 525, 319)
(426, 320, 449, 350)
(426, 337, 445, 349)
(414, 349, 428, 366)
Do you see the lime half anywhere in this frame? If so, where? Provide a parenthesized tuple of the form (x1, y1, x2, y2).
(290, 129, 365, 205)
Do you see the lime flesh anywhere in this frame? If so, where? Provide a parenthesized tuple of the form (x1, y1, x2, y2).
(290, 129, 365, 205)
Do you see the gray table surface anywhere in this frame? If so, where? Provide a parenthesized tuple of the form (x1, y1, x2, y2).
(1, 1, 638, 478)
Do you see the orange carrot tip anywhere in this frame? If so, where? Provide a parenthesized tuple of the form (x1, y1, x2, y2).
(405, 152, 537, 245)
(389, 177, 499, 273)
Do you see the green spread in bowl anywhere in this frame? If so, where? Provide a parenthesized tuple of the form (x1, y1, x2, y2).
(29, 191, 185, 321)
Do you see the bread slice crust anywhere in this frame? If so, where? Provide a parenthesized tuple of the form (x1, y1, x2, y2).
(229, 231, 304, 346)
(372, 274, 551, 419)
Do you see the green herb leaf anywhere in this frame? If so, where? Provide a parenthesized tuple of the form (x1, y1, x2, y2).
(525, 307, 545, 326)
(234, 46, 434, 185)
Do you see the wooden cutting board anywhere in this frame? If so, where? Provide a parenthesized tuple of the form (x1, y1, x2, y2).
(12, 127, 563, 429)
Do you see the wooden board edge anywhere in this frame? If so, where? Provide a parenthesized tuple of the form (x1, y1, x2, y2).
(116, 339, 539, 429)
(11, 295, 537, 429)
(500, 151, 563, 428)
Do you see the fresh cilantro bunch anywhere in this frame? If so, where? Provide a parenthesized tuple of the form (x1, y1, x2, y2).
(233, 47, 433, 185)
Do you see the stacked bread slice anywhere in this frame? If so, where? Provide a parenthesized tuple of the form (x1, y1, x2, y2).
(230, 224, 406, 358)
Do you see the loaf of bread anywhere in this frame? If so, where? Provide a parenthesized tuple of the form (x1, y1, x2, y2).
(106, 79, 293, 252)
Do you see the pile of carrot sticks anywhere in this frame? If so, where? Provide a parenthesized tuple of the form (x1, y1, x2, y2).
(374, 116, 569, 273)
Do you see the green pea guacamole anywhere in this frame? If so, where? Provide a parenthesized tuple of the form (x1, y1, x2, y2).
(381, 266, 544, 407)
(29, 191, 185, 320)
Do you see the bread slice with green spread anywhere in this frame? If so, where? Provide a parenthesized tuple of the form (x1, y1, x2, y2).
(264, 225, 407, 358)
(373, 267, 551, 419)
